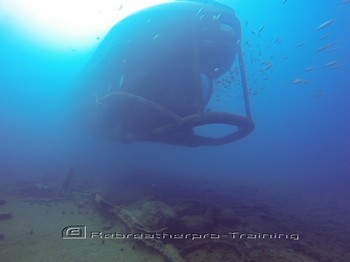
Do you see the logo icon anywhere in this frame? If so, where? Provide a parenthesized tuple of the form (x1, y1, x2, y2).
(62, 225, 87, 239)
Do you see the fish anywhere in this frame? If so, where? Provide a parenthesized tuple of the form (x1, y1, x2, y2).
(261, 63, 272, 72)
(292, 78, 309, 84)
(324, 61, 339, 69)
(282, 0, 287, 4)
(317, 42, 336, 52)
(324, 60, 338, 67)
(119, 75, 125, 87)
(257, 25, 265, 34)
(95, 96, 103, 106)
(153, 34, 160, 40)
(316, 19, 335, 31)
(213, 13, 222, 21)
(196, 7, 204, 17)
(297, 42, 305, 47)
(305, 67, 313, 72)
(343, 0, 350, 4)
(315, 92, 324, 98)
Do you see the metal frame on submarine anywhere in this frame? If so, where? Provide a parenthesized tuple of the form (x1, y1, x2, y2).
(81, 0, 254, 147)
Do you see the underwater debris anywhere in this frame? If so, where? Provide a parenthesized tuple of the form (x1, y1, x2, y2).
(0, 213, 12, 220)
(61, 167, 76, 194)
(20, 183, 55, 198)
(316, 19, 336, 31)
(93, 193, 184, 262)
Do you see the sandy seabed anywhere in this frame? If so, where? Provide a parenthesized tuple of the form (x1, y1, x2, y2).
(1, 176, 349, 262)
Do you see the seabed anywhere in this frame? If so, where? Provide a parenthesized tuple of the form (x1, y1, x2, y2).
(0, 170, 349, 262)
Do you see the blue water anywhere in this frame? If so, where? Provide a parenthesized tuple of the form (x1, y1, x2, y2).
(0, 0, 349, 257)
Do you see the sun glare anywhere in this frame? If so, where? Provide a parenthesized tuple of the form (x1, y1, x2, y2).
(2, 0, 173, 51)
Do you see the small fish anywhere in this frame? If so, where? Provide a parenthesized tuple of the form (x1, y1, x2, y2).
(320, 34, 329, 40)
(292, 78, 309, 84)
(153, 34, 160, 40)
(261, 63, 272, 71)
(213, 13, 222, 21)
(251, 30, 257, 35)
(328, 47, 338, 52)
(119, 75, 125, 87)
(95, 96, 103, 106)
(282, 0, 287, 4)
(250, 90, 258, 96)
(196, 7, 204, 17)
(342, 0, 350, 4)
(297, 42, 305, 47)
(257, 25, 265, 34)
(324, 60, 338, 67)
(315, 92, 324, 98)
(316, 19, 335, 31)
(275, 37, 281, 44)
(305, 67, 313, 72)
(317, 42, 336, 52)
